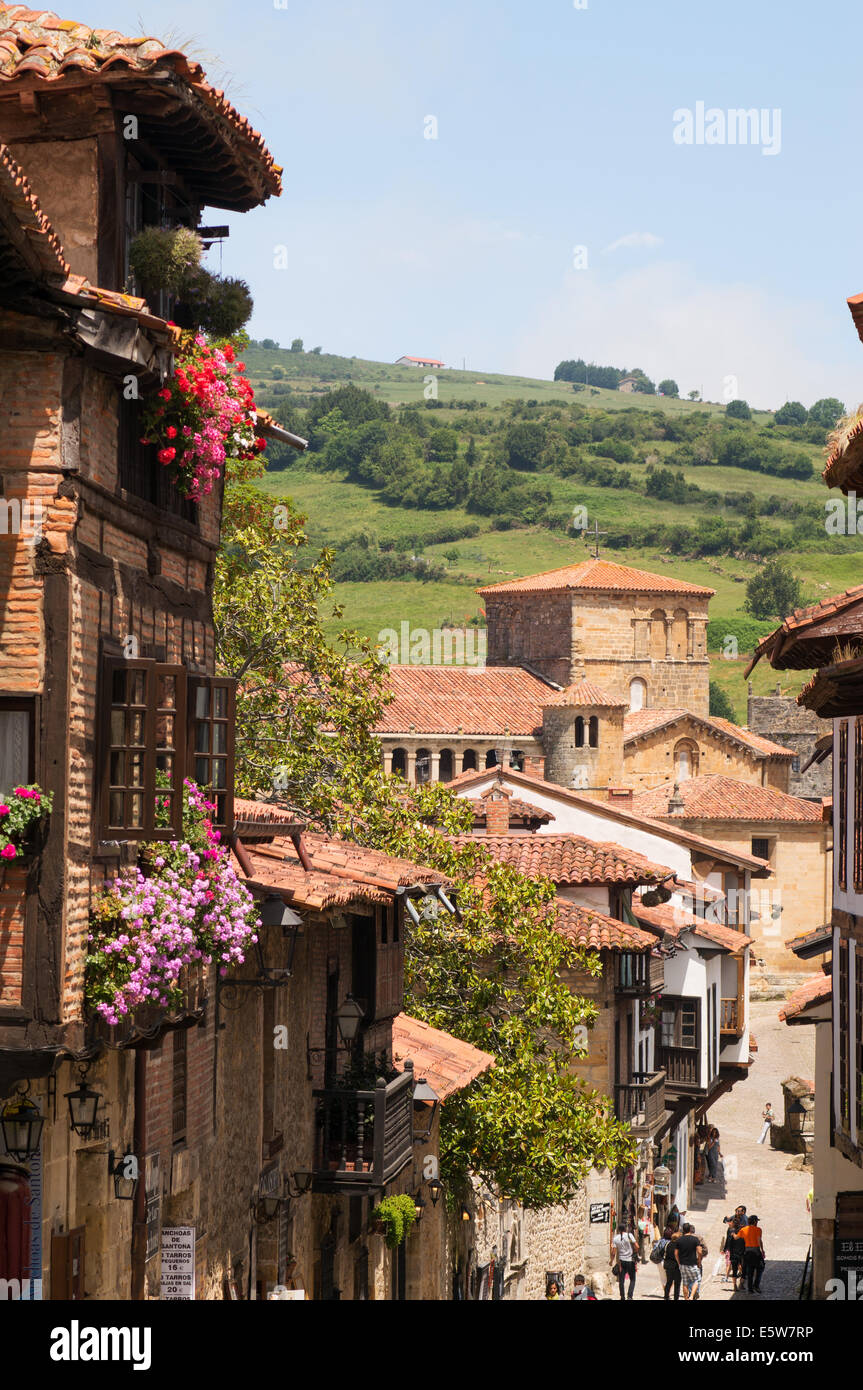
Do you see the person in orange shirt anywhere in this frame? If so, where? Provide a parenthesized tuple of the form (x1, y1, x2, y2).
(738, 1215, 765, 1293)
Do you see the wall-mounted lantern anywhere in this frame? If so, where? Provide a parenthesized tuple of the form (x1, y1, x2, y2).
(108, 1150, 139, 1201)
(334, 994, 365, 1045)
(0, 1083, 44, 1163)
(427, 1176, 444, 1207)
(411, 1075, 440, 1142)
(65, 1066, 101, 1139)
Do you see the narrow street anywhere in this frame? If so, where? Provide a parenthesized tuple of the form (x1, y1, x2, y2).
(631, 1000, 815, 1302)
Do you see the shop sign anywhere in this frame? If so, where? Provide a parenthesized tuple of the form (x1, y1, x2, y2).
(144, 1153, 161, 1263)
(162, 1226, 196, 1300)
(589, 1202, 611, 1224)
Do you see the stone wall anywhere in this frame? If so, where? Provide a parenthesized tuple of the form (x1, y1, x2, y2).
(542, 704, 625, 795)
(624, 717, 790, 792)
(747, 692, 831, 800)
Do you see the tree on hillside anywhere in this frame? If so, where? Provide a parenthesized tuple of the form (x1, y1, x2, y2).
(709, 681, 737, 721)
(658, 379, 679, 397)
(774, 400, 807, 426)
(687, 389, 701, 401)
(807, 397, 845, 431)
(214, 474, 637, 1206)
(726, 399, 751, 420)
(290, 337, 304, 352)
(505, 421, 546, 471)
(744, 559, 802, 621)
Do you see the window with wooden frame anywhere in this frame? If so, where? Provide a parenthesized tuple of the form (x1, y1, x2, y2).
(839, 939, 849, 1132)
(0, 697, 34, 797)
(839, 721, 849, 890)
(117, 391, 198, 525)
(659, 997, 699, 1049)
(98, 658, 234, 840)
(375, 902, 402, 1021)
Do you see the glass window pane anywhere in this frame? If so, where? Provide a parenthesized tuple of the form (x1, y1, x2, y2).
(128, 792, 143, 827)
(155, 713, 174, 749)
(110, 709, 126, 745)
(110, 750, 124, 785)
(130, 671, 146, 705)
(128, 753, 144, 787)
(129, 712, 144, 746)
(156, 752, 174, 775)
(212, 723, 227, 754)
(0, 710, 30, 797)
(212, 759, 226, 789)
(158, 674, 176, 709)
(109, 790, 125, 825)
(195, 756, 210, 785)
(194, 722, 209, 754)
(111, 668, 127, 703)
(195, 686, 209, 719)
(213, 686, 227, 718)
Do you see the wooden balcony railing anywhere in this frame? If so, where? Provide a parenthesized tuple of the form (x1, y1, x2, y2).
(658, 1044, 701, 1090)
(720, 997, 742, 1035)
(615, 950, 664, 996)
(311, 1069, 414, 1193)
(614, 1069, 667, 1135)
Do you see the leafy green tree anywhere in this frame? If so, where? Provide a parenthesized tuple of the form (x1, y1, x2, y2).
(426, 428, 458, 463)
(807, 397, 845, 431)
(290, 337, 304, 352)
(310, 346, 323, 354)
(505, 421, 545, 471)
(744, 559, 803, 621)
(215, 478, 636, 1206)
(687, 389, 701, 401)
(774, 400, 807, 426)
(658, 379, 679, 397)
(465, 436, 478, 468)
(725, 399, 751, 420)
(708, 681, 737, 721)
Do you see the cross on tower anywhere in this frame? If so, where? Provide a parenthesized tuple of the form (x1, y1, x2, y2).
(584, 519, 608, 558)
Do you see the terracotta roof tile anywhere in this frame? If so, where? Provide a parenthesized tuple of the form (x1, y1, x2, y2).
(466, 797, 553, 825)
(554, 899, 658, 952)
(446, 832, 672, 885)
(240, 832, 447, 912)
(746, 585, 863, 675)
(778, 973, 831, 1022)
(377, 664, 553, 736)
(634, 900, 750, 954)
(0, 7, 281, 200)
(477, 556, 715, 597)
(542, 679, 627, 708)
(0, 139, 67, 278)
(631, 775, 823, 824)
(624, 708, 793, 758)
(392, 1013, 494, 1099)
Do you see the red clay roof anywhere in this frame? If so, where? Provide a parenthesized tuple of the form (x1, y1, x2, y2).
(477, 556, 715, 597)
(0, 139, 67, 277)
(554, 900, 658, 952)
(746, 585, 863, 675)
(0, 7, 281, 200)
(240, 832, 447, 912)
(392, 1014, 494, 1099)
(467, 797, 553, 825)
(631, 775, 824, 824)
(634, 900, 750, 954)
(446, 832, 672, 885)
(624, 709, 793, 759)
(778, 973, 831, 1022)
(377, 664, 552, 736)
(543, 679, 626, 708)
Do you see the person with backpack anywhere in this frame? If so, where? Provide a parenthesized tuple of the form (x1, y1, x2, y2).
(722, 1206, 747, 1292)
(675, 1222, 705, 1301)
(660, 1227, 681, 1301)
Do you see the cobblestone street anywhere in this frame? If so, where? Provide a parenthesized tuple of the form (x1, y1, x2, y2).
(628, 1000, 815, 1304)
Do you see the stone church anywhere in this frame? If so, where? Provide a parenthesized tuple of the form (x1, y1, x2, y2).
(376, 556, 794, 796)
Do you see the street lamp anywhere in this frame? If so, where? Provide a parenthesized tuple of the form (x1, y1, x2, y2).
(288, 1170, 314, 1197)
(427, 1176, 444, 1207)
(0, 1083, 44, 1163)
(334, 995, 365, 1045)
(412, 1075, 440, 1142)
(108, 1151, 139, 1201)
(65, 1066, 101, 1139)
(414, 1193, 427, 1224)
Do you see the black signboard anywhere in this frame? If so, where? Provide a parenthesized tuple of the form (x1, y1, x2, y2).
(144, 1152, 161, 1263)
(589, 1201, 611, 1224)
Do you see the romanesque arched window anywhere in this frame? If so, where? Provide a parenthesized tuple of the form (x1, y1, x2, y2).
(439, 749, 454, 782)
(629, 678, 647, 712)
(588, 716, 599, 748)
(415, 748, 432, 784)
(673, 739, 698, 781)
(672, 607, 688, 658)
(462, 749, 478, 772)
(391, 748, 407, 777)
(574, 716, 585, 748)
(650, 609, 667, 660)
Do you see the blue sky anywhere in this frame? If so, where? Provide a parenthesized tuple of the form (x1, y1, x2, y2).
(96, 0, 863, 407)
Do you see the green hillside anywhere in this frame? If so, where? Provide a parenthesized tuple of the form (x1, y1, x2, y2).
(244, 343, 862, 720)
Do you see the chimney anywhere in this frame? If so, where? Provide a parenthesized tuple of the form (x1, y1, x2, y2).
(607, 787, 633, 806)
(667, 781, 685, 815)
(483, 786, 512, 836)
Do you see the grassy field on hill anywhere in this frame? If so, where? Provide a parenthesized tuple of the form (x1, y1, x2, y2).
(246, 343, 862, 721)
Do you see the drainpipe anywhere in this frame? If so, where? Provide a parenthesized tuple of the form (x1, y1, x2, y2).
(130, 1045, 147, 1301)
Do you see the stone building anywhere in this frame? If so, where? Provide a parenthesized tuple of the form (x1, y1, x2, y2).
(747, 688, 832, 800)
(478, 556, 714, 715)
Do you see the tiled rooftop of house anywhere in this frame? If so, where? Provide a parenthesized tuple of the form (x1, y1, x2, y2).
(0, 6, 281, 198)
(476, 556, 715, 597)
(623, 709, 794, 759)
(446, 832, 672, 885)
(633, 900, 750, 954)
(376, 664, 552, 736)
(466, 797, 553, 826)
(392, 1014, 494, 1099)
(746, 583, 863, 673)
(778, 972, 832, 1022)
(554, 900, 658, 952)
(239, 832, 447, 912)
(631, 775, 824, 823)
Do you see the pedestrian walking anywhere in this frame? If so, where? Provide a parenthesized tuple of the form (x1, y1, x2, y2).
(706, 1128, 721, 1182)
(722, 1205, 747, 1292)
(757, 1103, 773, 1145)
(738, 1215, 765, 1293)
(611, 1221, 639, 1300)
(662, 1228, 682, 1301)
(675, 1222, 704, 1301)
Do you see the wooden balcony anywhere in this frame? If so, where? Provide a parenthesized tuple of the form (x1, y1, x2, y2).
(720, 997, 743, 1036)
(657, 1044, 702, 1093)
(311, 1069, 414, 1194)
(614, 1070, 666, 1135)
(615, 950, 664, 996)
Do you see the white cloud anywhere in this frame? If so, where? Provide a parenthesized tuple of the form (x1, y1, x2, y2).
(601, 231, 664, 255)
(513, 260, 861, 410)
